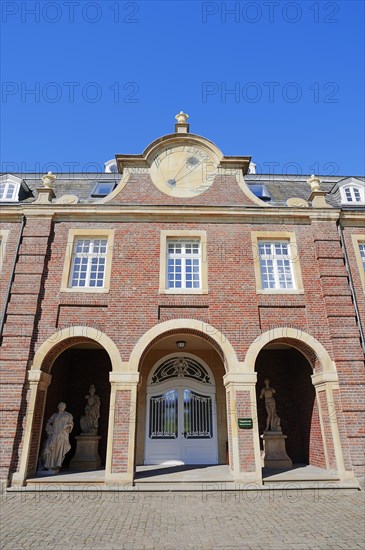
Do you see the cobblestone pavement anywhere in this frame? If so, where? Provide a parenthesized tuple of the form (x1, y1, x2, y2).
(1, 487, 364, 549)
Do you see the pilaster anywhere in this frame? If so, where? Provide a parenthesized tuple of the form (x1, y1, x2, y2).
(223, 371, 262, 484)
(105, 372, 140, 484)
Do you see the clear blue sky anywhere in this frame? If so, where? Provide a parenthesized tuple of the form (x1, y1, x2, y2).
(1, 0, 364, 176)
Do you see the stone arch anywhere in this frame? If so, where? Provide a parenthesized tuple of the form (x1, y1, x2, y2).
(128, 319, 239, 373)
(11, 327, 121, 485)
(245, 327, 351, 479)
(31, 326, 123, 373)
(244, 327, 337, 375)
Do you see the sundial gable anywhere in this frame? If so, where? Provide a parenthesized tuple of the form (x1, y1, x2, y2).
(98, 120, 266, 206)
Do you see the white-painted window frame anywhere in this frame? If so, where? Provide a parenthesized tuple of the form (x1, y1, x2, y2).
(0, 181, 19, 202)
(166, 239, 202, 290)
(69, 238, 108, 289)
(340, 185, 365, 204)
(258, 240, 295, 290)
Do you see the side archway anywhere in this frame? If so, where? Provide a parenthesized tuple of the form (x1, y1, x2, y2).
(243, 327, 352, 481)
(31, 326, 123, 373)
(13, 327, 122, 486)
(244, 327, 337, 374)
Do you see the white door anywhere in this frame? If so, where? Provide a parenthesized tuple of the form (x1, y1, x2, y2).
(144, 355, 218, 465)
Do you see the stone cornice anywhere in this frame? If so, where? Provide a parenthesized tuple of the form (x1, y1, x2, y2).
(0, 204, 344, 224)
(339, 210, 365, 226)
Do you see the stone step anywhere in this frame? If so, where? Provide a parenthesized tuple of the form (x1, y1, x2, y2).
(7, 480, 360, 492)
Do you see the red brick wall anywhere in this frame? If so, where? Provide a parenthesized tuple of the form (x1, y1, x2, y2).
(28, 389, 46, 475)
(309, 398, 326, 468)
(342, 225, 365, 332)
(332, 388, 353, 471)
(32, 219, 354, 363)
(0, 218, 53, 479)
(318, 391, 337, 470)
(226, 392, 234, 471)
(111, 390, 131, 473)
(108, 173, 258, 206)
(236, 390, 256, 471)
(1, 210, 364, 481)
(323, 224, 365, 476)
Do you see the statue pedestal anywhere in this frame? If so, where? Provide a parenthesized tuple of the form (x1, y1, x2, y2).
(261, 432, 292, 469)
(70, 435, 101, 470)
(37, 468, 60, 476)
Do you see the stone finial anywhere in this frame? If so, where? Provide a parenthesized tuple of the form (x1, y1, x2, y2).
(307, 174, 331, 208)
(307, 174, 321, 192)
(175, 111, 189, 124)
(42, 171, 57, 189)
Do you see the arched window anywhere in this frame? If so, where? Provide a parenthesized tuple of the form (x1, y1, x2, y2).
(0, 177, 21, 202)
(0, 182, 16, 201)
(340, 185, 365, 204)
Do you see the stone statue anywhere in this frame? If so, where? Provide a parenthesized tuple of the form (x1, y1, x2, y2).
(260, 379, 282, 433)
(80, 385, 100, 435)
(39, 402, 73, 472)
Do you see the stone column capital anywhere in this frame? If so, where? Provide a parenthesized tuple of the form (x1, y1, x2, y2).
(27, 370, 52, 390)
(223, 371, 257, 388)
(109, 372, 140, 387)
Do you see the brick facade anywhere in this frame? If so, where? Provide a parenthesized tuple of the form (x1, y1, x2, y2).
(0, 124, 364, 486)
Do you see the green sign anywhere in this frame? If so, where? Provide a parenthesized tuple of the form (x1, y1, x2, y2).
(238, 418, 253, 429)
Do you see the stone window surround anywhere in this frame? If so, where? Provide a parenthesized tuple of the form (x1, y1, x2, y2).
(251, 231, 304, 294)
(351, 234, 365, 293)
(159, 230, 208, 294)
(0, 229, 9, 271)
(60, 228, 114, 293)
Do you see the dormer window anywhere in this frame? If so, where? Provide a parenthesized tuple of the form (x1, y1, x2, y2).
(0, 175, 25, 202)
(91, 181, 117, 197)
(340, 184, 364, 205)
(104, 159, 118, 173)
(0, 182, 16, 201)
(248, 184, 271, 202)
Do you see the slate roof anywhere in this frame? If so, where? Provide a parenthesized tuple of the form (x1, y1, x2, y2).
(1, 172, 364, 208)
(1, 173, 119, 204)
(246, 175, 346, 208)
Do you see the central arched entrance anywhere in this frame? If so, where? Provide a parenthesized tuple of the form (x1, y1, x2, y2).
(144, 353, 218, 465)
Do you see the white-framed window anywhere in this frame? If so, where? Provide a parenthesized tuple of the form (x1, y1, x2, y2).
(159, 230, 208, 294)
(167, 240, 201, 290)
(61, 229, 114, 293)
(0, 175, 27, 202)
(258, 241, 295, 290)
(340, 185, 365, 204)
(69, 238, 108, 288)
(0, 181, 18, 201)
